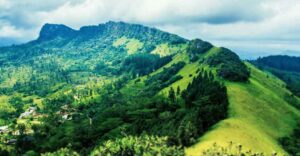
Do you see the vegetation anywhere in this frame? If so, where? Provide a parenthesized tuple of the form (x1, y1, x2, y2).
(143, 62, 185, 96)
(186, 63, 300, 155)
(202, 142, 270, 156)
(256, 55, 300, 73)
(279, 124, 300, 155)
(0, 21, 299, 156)
(91, 135, 184, 156)
(205, 47, 250, 82)
(121, 53, 172, 76)
(253, 55, 300, 97)
(186, 39, 213, 62)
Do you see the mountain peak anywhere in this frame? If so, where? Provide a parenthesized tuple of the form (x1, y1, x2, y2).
(35, 21, 185, 45)
(38, 23, 77, 41)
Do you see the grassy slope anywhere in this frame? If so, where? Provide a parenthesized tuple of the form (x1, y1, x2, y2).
(120, 45, 300, 155)
(159, 47, 219, 96)
(113, 36, 143, 54)
(186, 63, 300, 155)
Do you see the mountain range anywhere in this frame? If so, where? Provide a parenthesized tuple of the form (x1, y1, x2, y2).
(0, 21, 299, 156)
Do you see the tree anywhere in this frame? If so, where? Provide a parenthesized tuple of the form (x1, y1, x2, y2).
(168, 87, 175, 102)
(18, 124, 26, 136)
(176, 86, 181, 96)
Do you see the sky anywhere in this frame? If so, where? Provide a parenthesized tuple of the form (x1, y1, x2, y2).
(1, 0, 300, 58)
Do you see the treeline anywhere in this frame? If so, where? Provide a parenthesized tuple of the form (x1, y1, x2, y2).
(142, 62, 185, 96)
(121, 53, 173, 77)
(256, 55, 300, 73)
(253, 55, 300, 97)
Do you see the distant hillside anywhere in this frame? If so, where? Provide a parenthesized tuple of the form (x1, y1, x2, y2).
(253, 55, 300, 97)
(255, 55, 300, 73)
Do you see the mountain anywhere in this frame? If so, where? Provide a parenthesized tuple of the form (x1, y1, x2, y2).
(0, 21, 299, 155)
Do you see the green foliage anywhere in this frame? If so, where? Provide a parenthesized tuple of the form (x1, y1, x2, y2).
(187, 39, 213, 62)
(256, 55, 300, 73)
(42, 148, 79, 156)
(143, 62, 185, 96)
(168, 87, 175, 102)
(0, 21, 281, 155)
(18, 68, 228, 154)
(279, 124, 300, 155)
(179, 71, 228, 145)
(91, 135, 184, 156)
(17, 123, 26, 136)
(122, 53, 172, 76)
(253, 56, 300, 97)
(206, 48, 250, 81)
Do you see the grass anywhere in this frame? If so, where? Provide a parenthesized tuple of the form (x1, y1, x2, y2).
(125, 39, 143, 54)
(112, 36, 128, 47)
(113, 36, 143, 54)
(118, 45, 300, 155)
(186, 62, 300, 155)
(159, 47, 219, 96)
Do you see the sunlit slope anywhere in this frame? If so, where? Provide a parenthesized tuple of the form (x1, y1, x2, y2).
(120, 44, 300, 155)
(186, 63, 300, 155)
(159, 47, 219, 95)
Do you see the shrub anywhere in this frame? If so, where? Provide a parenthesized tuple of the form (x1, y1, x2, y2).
(41, 148, 79, 156)
(206, 47, 250, 82)
(187, 39, 213, 62)
(90, 135, 184, 156)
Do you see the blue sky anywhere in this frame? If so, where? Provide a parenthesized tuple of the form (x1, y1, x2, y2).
(1, 0, 300, 58)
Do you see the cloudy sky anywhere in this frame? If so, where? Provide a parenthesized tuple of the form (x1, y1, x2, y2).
(1, 0, 300, 58)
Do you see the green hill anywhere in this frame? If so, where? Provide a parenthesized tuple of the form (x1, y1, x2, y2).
(0, 22, 299, 155)
(186, 62, 300, 155)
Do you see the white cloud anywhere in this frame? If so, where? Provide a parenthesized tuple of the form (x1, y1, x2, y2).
(0, 0, 300, 56)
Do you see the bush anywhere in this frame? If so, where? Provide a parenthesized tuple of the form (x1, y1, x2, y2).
(187, 39, 213, 62)
(206, 47, 250, 82)
(41, 148, 79, 156)
(121, 53, 172, 76)
(279, 125, 300, 156)
(91, 135, 184, 156)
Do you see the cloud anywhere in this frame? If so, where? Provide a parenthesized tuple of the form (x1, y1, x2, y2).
(35, 0, 273, 26)
(0, 0, 300, 57)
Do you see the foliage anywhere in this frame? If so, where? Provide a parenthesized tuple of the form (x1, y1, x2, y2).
(143, 62, 185, 96)
(186, 63, 300, 155)
(12, 69, 228, 154)
(1, 21, 292, 156)
(41, 148, 79, 156)
(256, 55, 300, 73)
(279, 124, 300, 156)
(121, 53, 172, 76)
(91, 135, 184, 156)
(186, 39, 213, 62)
(206, 48, 250, 81)
(253, 56, 300, 97)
